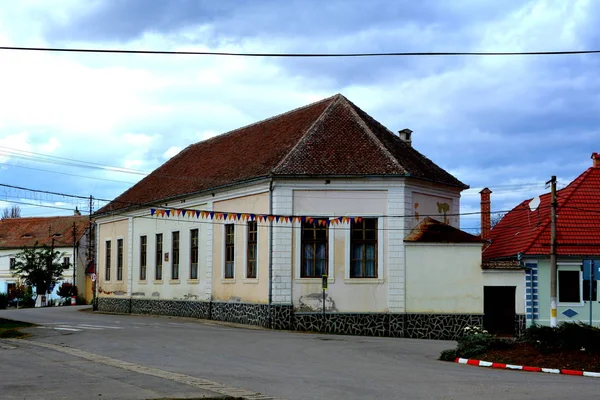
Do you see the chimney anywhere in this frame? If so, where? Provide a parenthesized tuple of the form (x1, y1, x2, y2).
(398, 128, 413, 147)
(592, 152, 600, 168)
(480, 188, 492, 241)
(74, 207, 81, 216)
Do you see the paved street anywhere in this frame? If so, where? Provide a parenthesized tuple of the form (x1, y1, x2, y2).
(1, 306, 599, 400)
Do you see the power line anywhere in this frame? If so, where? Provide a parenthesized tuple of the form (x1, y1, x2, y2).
(2, 46, 600, 57)
(0, 162, 138, 184)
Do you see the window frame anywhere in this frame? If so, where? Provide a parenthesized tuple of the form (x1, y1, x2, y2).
(105, 240, 112, 281)
(171, 231, 180, 280)
(9, 257, 15, 270)
(300, 222, 329, 278)
(224, 224, 235, 280)
(140, 235, 147, 281)
(116, 238, 123, 281)
(155, 233, 163, 281)
(557, 264, 583, 306)
(190, 228, 199, 280)
(344, 216, 384, 282)
(245, 221, 258, 280)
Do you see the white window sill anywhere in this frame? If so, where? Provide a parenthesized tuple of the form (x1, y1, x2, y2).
(187, 279, 200, 284)
(344, 278, 384, 284)
(558, 302, 584, 307)
(169, 279, 181, 285)
(153, 280, 164, 284)
(294, 278, 335, 284)
(243, 278, 260, 284)
(221, 279, 236, 284)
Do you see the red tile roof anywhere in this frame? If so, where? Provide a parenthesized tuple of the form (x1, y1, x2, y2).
(404, 217, 482, 243)
(100, 94, 466, 213)
(483, 163, 600, 259)
(0, 216, 90, 250)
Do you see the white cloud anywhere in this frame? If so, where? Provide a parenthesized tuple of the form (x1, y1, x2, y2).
(162, 146, 182, 159)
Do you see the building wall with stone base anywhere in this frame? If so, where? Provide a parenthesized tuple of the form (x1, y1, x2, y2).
(98, 297, 495, 339)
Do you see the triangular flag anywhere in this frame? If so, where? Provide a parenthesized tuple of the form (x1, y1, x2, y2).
(165, 210, 171, 217)
(268, 215, 275, 222)
(150, 208, 156, 216)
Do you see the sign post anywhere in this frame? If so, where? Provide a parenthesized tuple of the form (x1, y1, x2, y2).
(321, 274, 328, 325)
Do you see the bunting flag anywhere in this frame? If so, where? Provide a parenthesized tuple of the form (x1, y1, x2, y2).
(149, 206, 368, 225)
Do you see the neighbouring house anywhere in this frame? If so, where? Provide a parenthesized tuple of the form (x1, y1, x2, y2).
(0, 214, 93, 305)
(95, 93, 490, 339)
(482, 152, 600, 328)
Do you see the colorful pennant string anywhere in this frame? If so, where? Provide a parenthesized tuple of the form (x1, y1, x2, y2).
(149, 207, 363, 225)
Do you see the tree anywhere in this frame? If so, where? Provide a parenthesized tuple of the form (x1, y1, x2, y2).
(12, 242, 66, 303)
(1, 205, 21, 219)
(491, 212, 506, 229)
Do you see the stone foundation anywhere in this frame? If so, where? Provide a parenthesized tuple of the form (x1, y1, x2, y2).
(98, 297, 494, 339)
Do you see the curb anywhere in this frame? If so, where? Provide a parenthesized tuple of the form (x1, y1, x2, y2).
(455, 358, 600, 378)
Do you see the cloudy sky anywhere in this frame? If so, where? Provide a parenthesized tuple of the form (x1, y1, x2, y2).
(0, 0, 598, 231)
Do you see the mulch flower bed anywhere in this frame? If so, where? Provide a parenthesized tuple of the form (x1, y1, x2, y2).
(478, 341, 600, 372)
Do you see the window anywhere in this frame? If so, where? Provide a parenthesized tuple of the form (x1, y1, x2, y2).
(350, 218, 378, 278)
(190, 229, 199, 280)
(62, 257, 70, 268)
(583, 260, 597, 302)
(140, 235, 147, 280)
(301, 222, 328, 278)
(117, 239, 123, 281)
(558, 270, 580, 303)
(247, 221, 257, 279)
(105, 241, 111, 281)
(225, 224, 235, 279)
(9, 257, 15, 270)
(171, 231, 180, 280)
(155, 233, 163, 280)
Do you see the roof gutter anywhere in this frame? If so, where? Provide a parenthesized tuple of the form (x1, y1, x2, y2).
(268, 177, 274, 329)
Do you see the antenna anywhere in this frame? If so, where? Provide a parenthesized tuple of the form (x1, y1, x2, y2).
(529, 196, 541, 212)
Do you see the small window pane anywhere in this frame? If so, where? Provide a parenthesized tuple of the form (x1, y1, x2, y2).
(559, 270, 580, 303)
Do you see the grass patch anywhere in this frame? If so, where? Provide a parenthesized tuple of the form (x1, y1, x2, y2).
(0, 318, 34, 338)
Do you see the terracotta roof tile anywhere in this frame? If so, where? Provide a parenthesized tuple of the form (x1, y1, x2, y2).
(483, 162, 600, 259)
(100, 94, 466, 213)
(404, 217, 481, 243)
(0, 216, 90, 249)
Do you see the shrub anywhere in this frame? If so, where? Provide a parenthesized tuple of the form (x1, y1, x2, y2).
(439, 349, 458, 361)
(0, 293, 8, 310)
(439, 325, 516, 361)
(524, 322, 600, 354)
(57, 283, 78, 299)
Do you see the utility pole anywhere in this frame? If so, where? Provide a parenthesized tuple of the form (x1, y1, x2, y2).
(72, 222, 77, 301)
(88, 195, 97, 311)
(548, 176, 558, 327)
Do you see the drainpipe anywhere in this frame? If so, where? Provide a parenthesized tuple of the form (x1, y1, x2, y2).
(268, 178, 274, 328)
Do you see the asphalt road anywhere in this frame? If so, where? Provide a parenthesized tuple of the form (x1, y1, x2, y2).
(1, 306, 598, 400)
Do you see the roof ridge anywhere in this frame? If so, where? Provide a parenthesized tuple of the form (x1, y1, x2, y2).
(271, 94, 343, 173)
(188, 94, 338, 150)
(339, 98, 404, 173)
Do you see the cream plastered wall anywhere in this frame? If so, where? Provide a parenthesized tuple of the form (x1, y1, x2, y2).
(131, 209, 209, 301)
(97, 218, 129, 296)
(482, 270, 526, 314)
(405, 243, 484, 313)
(292, 190, 388, 312)
(212, 192, 270, 303)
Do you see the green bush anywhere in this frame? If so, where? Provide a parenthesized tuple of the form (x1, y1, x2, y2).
(524, 322, 600, 354)
(0, 293, 7, 309)
(439, 325, 516, 361)
(439, 349, 458, 361)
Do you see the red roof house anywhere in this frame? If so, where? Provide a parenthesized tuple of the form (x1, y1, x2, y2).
(483, 152, 600, 261)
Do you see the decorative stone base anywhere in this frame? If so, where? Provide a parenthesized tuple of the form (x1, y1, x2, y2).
(514, 314, 526, 337)
(98, 297, 498, 340)
(131, 299, 210, 319)
(211, 302, 270, 327)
